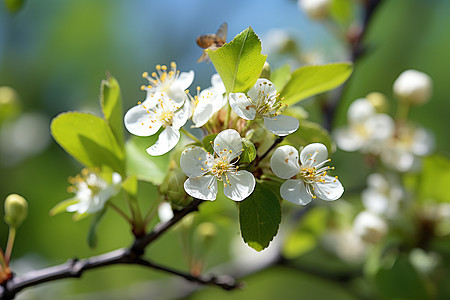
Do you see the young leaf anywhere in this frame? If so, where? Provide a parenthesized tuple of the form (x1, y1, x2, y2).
(280, 62, 353, 105)
(51, 112, 125, 175)
(239, 184, 281, 251)
(100, 75, 124, 149)
(285, 120, 333, 152)
(202, 133, 218, 154)
(206, 27, 267, 94)
(87, 208, 107, 248)
(125, 135, 171, 185)
(271, 64, 291, 91)
(240, 138, 256, 163)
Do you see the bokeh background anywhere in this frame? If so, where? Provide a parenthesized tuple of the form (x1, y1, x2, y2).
(1, 0, 450, 299)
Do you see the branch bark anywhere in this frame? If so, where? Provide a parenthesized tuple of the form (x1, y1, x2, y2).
(0, 199, 240, 300)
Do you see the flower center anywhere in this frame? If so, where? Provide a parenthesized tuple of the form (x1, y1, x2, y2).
(141, 62, 180, 93)
(210, 155, 238, 187)
(159, 110, 174, 125)
(250, 81, 286, 117)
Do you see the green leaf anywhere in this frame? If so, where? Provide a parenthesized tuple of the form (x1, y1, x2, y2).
(240, 138, 256, 163)
(51, 112, 125, 174)
(271, 64, 291, 91)
(407, 155, 450, 203)
(4, 0, 26, 14)
(49, 198, 79, 216)
(285, 120, 332, 152)
(239, 184, 281, 251)
(125, 134, 171, 185)
(206, 27, 267, 93)
(280, 62, 353, 105)
(375, 255, 429, 300)
(282, 206, 328, 259)
(330, 0, 353, 26)
(122, 175, 138, 198)
(100, 75, 124, 150)
(87, 209, 107, 248)
(202, 133, 218, 154)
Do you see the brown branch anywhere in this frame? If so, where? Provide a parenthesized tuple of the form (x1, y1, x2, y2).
(0, 198, 240, 300)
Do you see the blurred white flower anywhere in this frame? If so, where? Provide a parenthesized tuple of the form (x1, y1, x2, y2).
(322, 229, 367, 263)
(353, 211, 388, 244)
(362, 173, 404, 218)
(65, 170, 122, 215)
(229, 79, 299, 136)
(124, 92, 189, 156)
(270, 143, 344, 205)
(0, 112, 50, 166)
(334, 98, 395, 153)
(393, 69, 432, 105)
(380, 124, 435, 172)
(180, 129, 255, 201)
(298, 0, 330, 19)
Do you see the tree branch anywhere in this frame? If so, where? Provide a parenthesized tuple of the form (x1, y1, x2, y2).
(0, 198, 239, 299)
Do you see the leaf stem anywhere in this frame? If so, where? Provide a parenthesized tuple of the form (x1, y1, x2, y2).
(223, 103, 231, 130)
(5, 228, 16, 264)
(181, 127, 201, 144)
(108, 202, 133, 225)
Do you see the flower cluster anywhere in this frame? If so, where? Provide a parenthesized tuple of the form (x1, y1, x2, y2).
(334, 69, 434, 172)
(124, 64, 343, 204)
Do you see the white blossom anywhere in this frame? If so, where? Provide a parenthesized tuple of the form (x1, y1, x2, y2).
(180, 129, 255, 201)
(190, 74, 227, 128)
(270, 143, 343, 205)
(353, 211, 388, 244)
(380, 124, 435, 172)
(298, 0, 330, 19)
(393, 69, 432, 105)
(65, 170, 122, 215)
(124, 92, 189, 156)
(229, 79, 299, 136)
(140, 62, 194, 103)
(333, 98, 395, 153)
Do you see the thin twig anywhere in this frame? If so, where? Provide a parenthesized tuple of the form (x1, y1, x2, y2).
(251, 136, 285, 168)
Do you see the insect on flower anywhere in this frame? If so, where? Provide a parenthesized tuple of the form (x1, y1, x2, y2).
(196, 22, 228, 63)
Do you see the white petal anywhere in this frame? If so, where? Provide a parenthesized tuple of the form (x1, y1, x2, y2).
(180, 146, 213, 178)
(213, 129, 243, 161)
(229, 93, 256, 120)
(211, 73, 226, 95)
(280, 179, 312, 205)
(365, 114, 395, 140)
(313, 175, 344, 201)
(263, 115, 299, 136)
(124, 104, 162, 136)
(299, 143, 328, 167)
(146, 126, 180, 156)
(192, 98, 214, 128)
(361, 188, 389, 215)
(333, 127, 365, 152)
(247, 78, 277, 102)
(158, 202, 174, 223)
(347, 98, 375, 124)
(270, 145, 300, 179)
(184, 175, 217, 201)
(223, 171, 255, 201)
(166, 70, 194, 103)
(411, 127, 434, 156)
(172, 102, 189, 130)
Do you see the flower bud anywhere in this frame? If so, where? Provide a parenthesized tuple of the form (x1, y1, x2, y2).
(353, 211, 387, 244)
(195, 222, 218, 245)
(4, 194, 28, 228)
(393, 69, 432, 105)
(159, 167, 191, 207)
(366, 92, 389, 113)
(259, 61, 271, 80)
(0, 86, 21, 123)
(298, 0, 330, 20)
